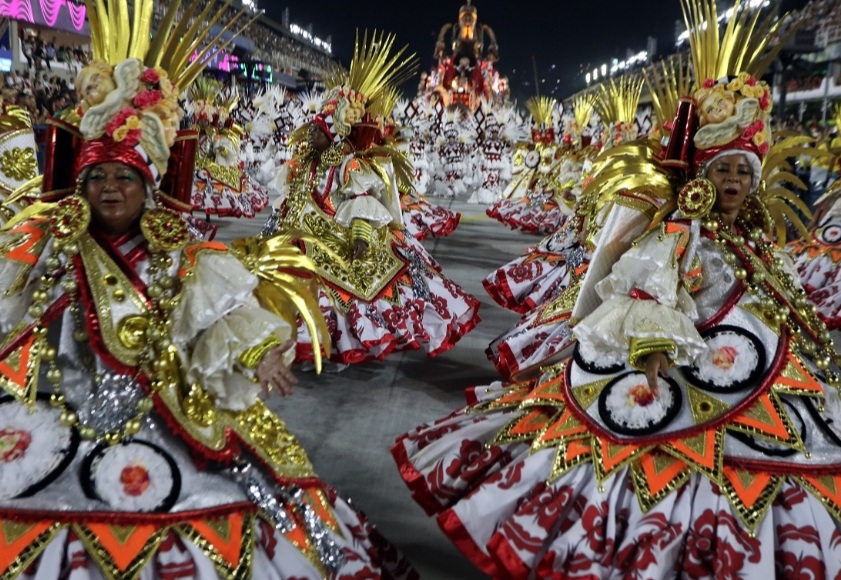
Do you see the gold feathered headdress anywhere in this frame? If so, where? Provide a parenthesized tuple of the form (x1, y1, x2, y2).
(71, 0, 259, 184)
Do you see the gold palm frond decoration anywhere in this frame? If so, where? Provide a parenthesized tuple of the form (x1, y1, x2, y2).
(87, 0, 263, 94)
(230, 233, 333, 374)
(189, 76, 222, 103)
(593, 75, 643, 126)
(369, 86, 402, 121)
(581, 140, 676, 212)
(644, 54, 693, 128)
(0, 105, 32, 132)
(344, 30, 418, 104)
(571, 94, 596, 129)
(525, 96, 556, 127)
(758, 134, 829, 244)
(681, 0, 795, 88)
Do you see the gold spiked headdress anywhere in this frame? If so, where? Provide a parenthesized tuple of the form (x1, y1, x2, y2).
(525, 96, 557, 143)
(563, 94, 596, 148)
(644, 54, 693, 135)
(593, 75, 643, 148)
(677, 0, 812, 240)
(313, 30, 417, 147)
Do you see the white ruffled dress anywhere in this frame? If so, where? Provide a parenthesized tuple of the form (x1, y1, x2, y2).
(393, 216, 841, 578)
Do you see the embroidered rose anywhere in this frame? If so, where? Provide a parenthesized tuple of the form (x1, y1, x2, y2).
(628, 384, 656, 407)
(133, 89, 163, 109)
(105, 107, 139, 135)
(140, 68, 160, 84)
(759, 92, 771, 111)
(743, 119, 765, 139)
(111, 125, 130, 142)
(120, 463, 151, 496)
(0, 428, 31, 462)
(712, 345, 739, 370)
(702, 78, 716, 89)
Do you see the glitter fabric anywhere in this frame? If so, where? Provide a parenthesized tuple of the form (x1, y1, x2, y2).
(78, 373, 143, 434)
(231, 463, 295, 533)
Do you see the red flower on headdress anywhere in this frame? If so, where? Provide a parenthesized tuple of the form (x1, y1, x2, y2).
(743, 119, 765, 139)
(759, 92, 770, 111)
(133, 89, 162, 109)
(106, 107, 139, 135)
(702, 78, 715, 89)
(140, 68, 160, 85)
(746, 76, 757, 87)
(758, 141, 770, 156)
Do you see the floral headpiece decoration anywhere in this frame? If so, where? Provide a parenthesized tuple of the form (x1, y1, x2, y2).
(692, 73, 772, 183)
(677, 0, 794, 182)
(66, 0, 258, 191)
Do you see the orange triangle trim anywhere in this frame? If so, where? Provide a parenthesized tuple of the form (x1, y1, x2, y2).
(305, 489, 337, 529)
(186, 513, 244, 568)
(84, 523, 159, 572)
(5, 222, 46, 266)
(600, 440, 645, 472)
(0, 334, 35, 392)
(510, 409, 553, 436)
(776, 354, 822, 395)
(493, 384, 532, 407)
(638, 453, 688, 496)
(722, 466, 775, 509)
(802, 474, 841, 507)
(526, 374, 566, 403)
(665, 430, 718, 471)
(565, 438, 592, 462)
(538, 408, 587, 444)
(0, 520, 54, 572)
(731, 393, 791, 441)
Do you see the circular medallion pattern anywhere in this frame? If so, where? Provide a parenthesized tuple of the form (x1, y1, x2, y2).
(81, 439, 180, 512)
(598, 372, 682, 436)
(0, 393, 78, 499)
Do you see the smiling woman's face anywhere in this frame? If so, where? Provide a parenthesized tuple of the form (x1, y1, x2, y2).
(84, 162, 147, 236)
(706, 153, 753, 217)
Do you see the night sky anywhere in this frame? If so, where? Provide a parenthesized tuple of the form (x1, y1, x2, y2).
(266, 0, 812, 102)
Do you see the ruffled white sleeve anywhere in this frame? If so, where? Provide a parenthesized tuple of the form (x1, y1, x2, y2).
(333, 160, 402, 229)
(573, 224, 708, 367)
(172, 251, 294, 411)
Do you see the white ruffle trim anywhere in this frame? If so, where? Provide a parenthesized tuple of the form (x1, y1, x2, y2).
(573, 296, 708, 367)
(595, 233, 697, 315)
(187, 303, 293, 410)
(171, 252, 258, 343)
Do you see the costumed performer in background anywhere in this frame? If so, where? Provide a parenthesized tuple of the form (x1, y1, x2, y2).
(0, 2, 417, 578)
(392, 1, 841, 577)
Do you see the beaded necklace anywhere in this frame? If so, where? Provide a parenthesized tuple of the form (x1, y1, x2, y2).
(701, 212, 840, 386)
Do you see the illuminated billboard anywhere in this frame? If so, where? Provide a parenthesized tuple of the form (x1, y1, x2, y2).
(0, 0, 89, 34)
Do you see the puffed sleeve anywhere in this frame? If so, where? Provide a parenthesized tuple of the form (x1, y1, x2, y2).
(333, 157, 402, 229)
(171, 250, 295, 411)
(573, 221, 708, 368)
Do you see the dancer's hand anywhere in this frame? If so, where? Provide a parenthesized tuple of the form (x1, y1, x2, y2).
(643, 352, 670, 396)
(256, 339, 298, 396)
(352, 239, 369, 261)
